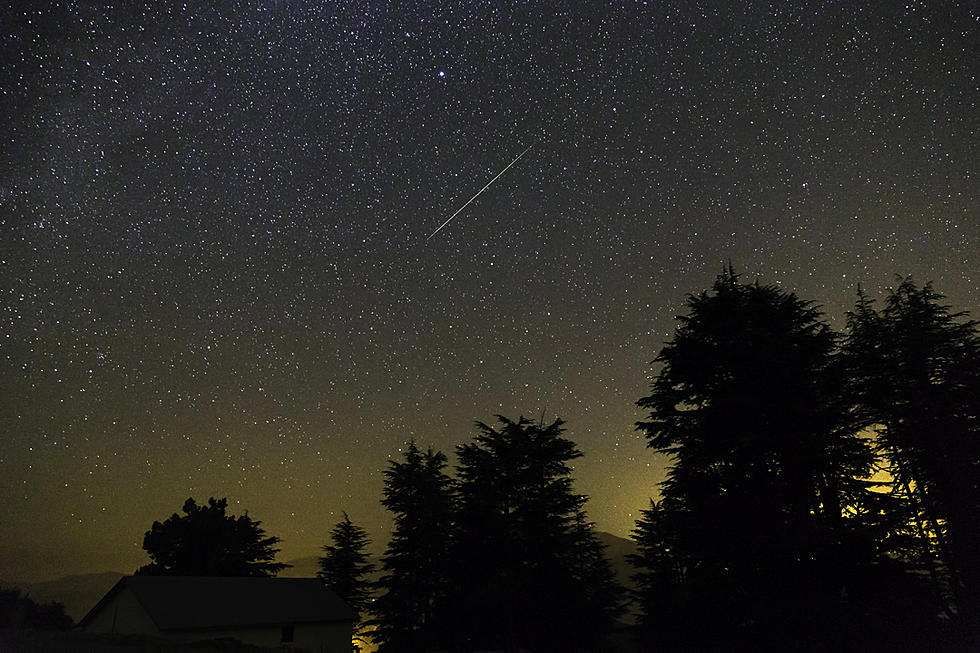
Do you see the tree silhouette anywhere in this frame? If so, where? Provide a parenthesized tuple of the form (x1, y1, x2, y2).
(0, 587, 73, 630)
(844, 278, 980, 625)
(632, 269, 890, 646)
(318, 512, 374, 628)
(628, 499, 688, 644)
(372, 441, 455, 653)
(136, 497, 288, 577)
(448, 415, 621, 652)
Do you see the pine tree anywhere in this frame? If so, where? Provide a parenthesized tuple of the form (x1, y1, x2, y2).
(633, 269, 881, 645)
(449, 416, 621, 652)
(844, 278, 980, 622)
(317, 512, 374, 621)
(628, 499, 687, 643)
(372, 441, 455, 653)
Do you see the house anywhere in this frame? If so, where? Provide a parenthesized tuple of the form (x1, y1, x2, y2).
(78, 576, 357, 651)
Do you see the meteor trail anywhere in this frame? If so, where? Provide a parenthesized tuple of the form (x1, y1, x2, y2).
(426, 144, 533, 243)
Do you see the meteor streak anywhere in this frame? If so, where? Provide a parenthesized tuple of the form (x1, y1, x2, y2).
(426, 144, 533, 242)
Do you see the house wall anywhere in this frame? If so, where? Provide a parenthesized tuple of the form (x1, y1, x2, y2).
(173, 622, 352, 652)
(83, 587, 352, 652)
(81, 587, 160, 636)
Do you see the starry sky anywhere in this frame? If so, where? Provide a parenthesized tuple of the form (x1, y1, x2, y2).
(1, 1, 976, 582)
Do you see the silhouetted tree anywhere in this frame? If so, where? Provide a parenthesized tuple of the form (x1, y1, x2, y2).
(448, 416, 621, 652)
(844, 278, 980, 625)
(0, 587, 72, 630)
(372, 441, 455, 653)
(633, 269, 889, 647)
(318, 512, 374, 631)
(136, 497, 288, 576)
(628, 499, 688, 644)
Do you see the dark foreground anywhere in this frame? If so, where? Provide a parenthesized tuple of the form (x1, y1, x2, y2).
(3, 622, 977, 653)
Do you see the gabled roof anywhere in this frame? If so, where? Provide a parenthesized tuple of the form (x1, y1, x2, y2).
(78, 576, 357, 631)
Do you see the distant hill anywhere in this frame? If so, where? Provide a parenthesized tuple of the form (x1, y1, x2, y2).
(278, 555, 320, 578)
(596, 531, 638, 591)
(285, 531, 638, 587)
(14, 572, 124, 623)
(9, 531, 637, 625)
(280, 554, 387, 585)
(286, 531, 638, 587)
(8, 558, 336, 624)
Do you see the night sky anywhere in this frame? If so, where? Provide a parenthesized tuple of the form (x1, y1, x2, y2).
(1, 2, 976, 582)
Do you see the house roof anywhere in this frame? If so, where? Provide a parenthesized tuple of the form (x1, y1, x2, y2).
(78, 576, 357, 631)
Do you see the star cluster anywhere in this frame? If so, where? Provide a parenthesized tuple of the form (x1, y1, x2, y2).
(1, 1, 976, 580)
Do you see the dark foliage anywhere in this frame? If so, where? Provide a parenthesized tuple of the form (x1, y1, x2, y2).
(136, 497, 288, 577)
(0, 587, 73, 630)
(447, 416, 622, 653)
(631, 269, 936, 648)
(844, 278, 980, 627)
(317, 512, 374, 625)
(372, 441, 455, 653)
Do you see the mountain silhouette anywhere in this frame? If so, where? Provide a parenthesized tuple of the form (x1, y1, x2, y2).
(11, 572, 125, 622)
(595, 531, 638, 591)
(9, 532, 636, 625)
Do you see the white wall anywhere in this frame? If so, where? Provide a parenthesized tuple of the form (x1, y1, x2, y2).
(81, 587, 160, 636)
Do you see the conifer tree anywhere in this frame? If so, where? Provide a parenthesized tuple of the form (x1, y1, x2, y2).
(633, 269, 881, 645)
(844, 278, 980, 621)
(317, 512, 375, 621)
(372, 441, 455, 653)
(628, 499, 687, 643)
(449, 416, 621, 652)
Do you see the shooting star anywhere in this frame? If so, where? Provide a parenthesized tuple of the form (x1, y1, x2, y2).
(426, 144, 533, 243)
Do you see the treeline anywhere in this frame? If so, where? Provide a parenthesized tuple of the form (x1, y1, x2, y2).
(327, 417, 622, 652)
(137, 271, 978, 652)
